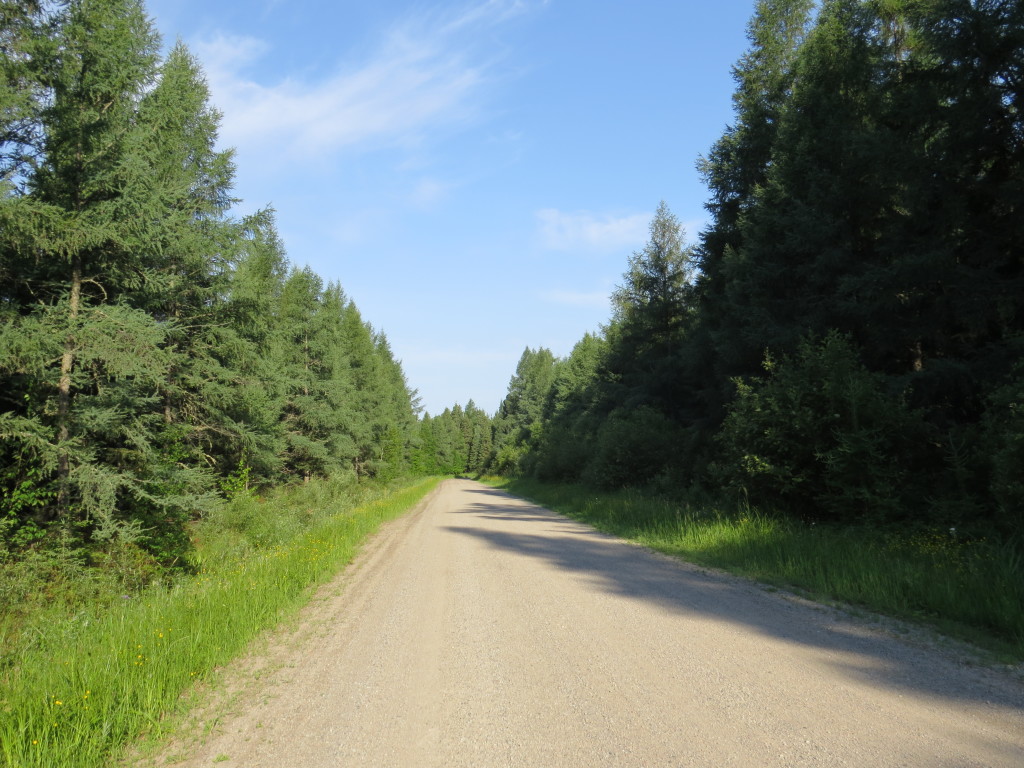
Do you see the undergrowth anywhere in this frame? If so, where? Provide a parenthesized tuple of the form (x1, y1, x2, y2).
(0, 475, 440, 768)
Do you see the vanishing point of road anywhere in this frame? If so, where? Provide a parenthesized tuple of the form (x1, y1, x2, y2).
(169, 479, 1024, 767)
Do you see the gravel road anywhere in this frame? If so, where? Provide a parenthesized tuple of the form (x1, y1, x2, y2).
(165, 479, 1024, 767)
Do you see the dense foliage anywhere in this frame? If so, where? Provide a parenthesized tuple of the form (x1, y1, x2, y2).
(411, 401, 493, 477)
(3, 0, 1021, 577)
(492, 0, 1024, 539)
(0, 1, 419, 574)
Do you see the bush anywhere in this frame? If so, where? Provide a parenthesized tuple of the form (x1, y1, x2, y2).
(713, 332, 932, 524)
(531, 417, 597, 482)
(986, 364, 1024, 537)
(582, 406, 682, 489)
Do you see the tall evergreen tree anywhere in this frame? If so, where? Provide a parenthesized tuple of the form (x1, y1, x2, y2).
(492, 347, 557, 474)
(0, 1, 223, 549)
(372, 333, 417, 478)
(0, 0, 43, 202)
(0, 0, 424, 564)
(463, 400, 493, 474)
(212, 210, 290, 483)
(605, 201, 695, 418)
(532, 332, 606, 481)
(695, 0, 814, 384)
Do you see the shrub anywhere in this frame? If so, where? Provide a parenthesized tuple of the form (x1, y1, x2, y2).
(986, 364, 1024, 537)
(583, 406, 682, 489)
(714, 332, 932, 524)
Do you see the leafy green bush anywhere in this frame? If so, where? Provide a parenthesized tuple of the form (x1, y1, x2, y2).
(986, 364, 1024, 537)
(583, 406, 682, 489)
(531, 414, 598, 482)
(714, 332, 931, 524)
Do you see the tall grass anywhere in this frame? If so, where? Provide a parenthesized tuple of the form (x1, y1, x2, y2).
(489, 477, 1024, 661)
(0, 475, 440, 768)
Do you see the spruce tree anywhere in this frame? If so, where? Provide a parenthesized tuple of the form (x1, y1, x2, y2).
(492, 347, 557, 474)
(695, 0, 814, 384)
(211, 210, 291, 483)
(0, 1, 224, 549)
(532, 332, 606, 482)
(605, 201, 695, 418)
(0, 3, 267, 558)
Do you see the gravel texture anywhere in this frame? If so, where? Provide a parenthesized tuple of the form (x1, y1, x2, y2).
(160, 479, 1024, 767)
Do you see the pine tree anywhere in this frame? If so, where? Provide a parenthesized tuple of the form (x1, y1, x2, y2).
(695, 0, 814, 384)
(411, 413, 439, 475)
(0, 0, 44, 203)
(463, 400, 493, 474)
(605, 201, 695, 418)
(703, 0, 1023, 526)
(0, 1, 225, 549)
(532, 332, 606, 481)
(0, 0, 424, 561)
(372, 333, 417, 478)
(492, 347, 557, 474)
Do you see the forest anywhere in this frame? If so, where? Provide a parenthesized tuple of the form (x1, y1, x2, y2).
(2, 0, 1022, 633)
(0, 0, 420, 582)
(3, 1, 1020, 764)
(461, 0, 1022, 543)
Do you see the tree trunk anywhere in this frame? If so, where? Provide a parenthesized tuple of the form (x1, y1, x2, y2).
(911, 340, 923, 372)
(56, 254, 83, 517)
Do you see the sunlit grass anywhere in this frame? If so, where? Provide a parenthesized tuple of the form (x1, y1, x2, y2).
(0, 476, 440, 768)
(487, 477, 1024, 662)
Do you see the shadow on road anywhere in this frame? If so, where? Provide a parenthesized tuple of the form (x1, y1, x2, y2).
(445, 482, 1024, 714)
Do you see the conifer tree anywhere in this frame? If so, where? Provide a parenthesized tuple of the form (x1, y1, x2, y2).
(0, 0, 43, 203)
(411, 414, 439, 475)
(532, 332, 606, 481)
(492, 347, 557, 474)
(0, 1, 222, 548)
(212, 210, 291, 483)
(605, 201, 695, 418)
(695, 0, 814, 383)
(1, 0, 424, 563)
(463, 400, 493, 474)
(372, 333, 417, 478)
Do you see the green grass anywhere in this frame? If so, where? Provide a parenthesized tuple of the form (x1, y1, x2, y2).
(485, 477, 1024, 662)
(0, 475, 440, 768)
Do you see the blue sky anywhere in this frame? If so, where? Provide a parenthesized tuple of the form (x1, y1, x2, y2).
(144, 0, 756, 415)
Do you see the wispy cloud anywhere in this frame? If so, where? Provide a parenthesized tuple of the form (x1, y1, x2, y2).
(682, 217, 708, 239)
(536, 208, 650, 253)
(326, 208, 393, 246)
(410, 177, 455, 208)
(193, 1, 538, 165)
(441, 0, 535, 33)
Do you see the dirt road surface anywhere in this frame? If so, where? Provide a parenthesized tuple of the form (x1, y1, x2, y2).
(165, 479, 1024, 767)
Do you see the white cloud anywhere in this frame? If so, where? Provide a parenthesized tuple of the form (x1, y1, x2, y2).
(196, 38, 478, 163)
(536, 208, 650, 253)
(441, 0, 534, 33)
(194, 34, 269, 74)
(192, 2, 540, 165)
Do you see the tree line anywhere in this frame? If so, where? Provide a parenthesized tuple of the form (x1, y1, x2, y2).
(3, 0, 1021, 574)
(486, 0, 1023, 538)
(0, 0, 419, 568)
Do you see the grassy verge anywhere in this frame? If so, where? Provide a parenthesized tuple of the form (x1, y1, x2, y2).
(484, 477, 1024, 662)
(0, 475, 440, 768)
